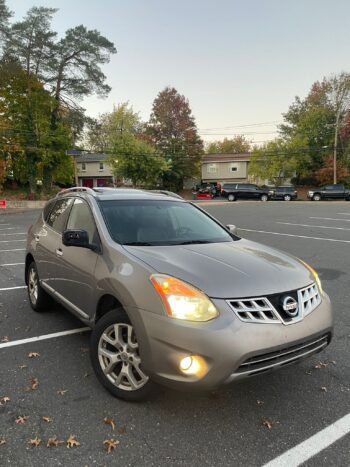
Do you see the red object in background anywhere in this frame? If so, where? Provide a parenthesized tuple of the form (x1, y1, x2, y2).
(196, 192, 213, 200)
(97, 178, 108, 187)
(82, 179, 94, 188)
(0, 199, 6, 208)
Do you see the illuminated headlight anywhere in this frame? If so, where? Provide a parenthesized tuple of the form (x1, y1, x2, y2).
(300, 260, 323, 295)
(150, 274, 218, 321)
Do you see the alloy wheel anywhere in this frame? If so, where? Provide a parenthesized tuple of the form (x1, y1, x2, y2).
(28, 267, 38, 305)
(98, 323, 149, 391)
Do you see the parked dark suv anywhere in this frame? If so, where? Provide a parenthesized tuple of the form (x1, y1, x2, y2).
(307, 184, 350, 201)
(268, 186, 298, 201)
(221, 183, 269, 202)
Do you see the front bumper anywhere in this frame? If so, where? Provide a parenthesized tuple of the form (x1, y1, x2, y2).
(128, 293, 333, 391)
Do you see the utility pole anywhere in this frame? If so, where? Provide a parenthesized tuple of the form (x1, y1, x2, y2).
(333, 106, 341, 184)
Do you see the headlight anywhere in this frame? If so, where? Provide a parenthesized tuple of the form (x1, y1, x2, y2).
(150, 274, 218, 321)
(301, 260, 323, 294)
(308, 191, 314, 196)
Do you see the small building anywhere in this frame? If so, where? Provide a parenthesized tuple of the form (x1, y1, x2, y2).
(201, 153, 252, 184)
(75, 153, 115, 188)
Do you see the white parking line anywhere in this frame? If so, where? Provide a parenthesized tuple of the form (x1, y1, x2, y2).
(0, 248, 25, 252)
(277, 222, 350, 231)
(0, 239, 26, 243)
(0, 227, 19, 231)
(0, 285, 26, 291)
(310, 217, 350, 222)
(0, 263, 25, 266)
(0, 232, 26, 236)
(263, 412, 350, 467)
(0, 224, 11, 226)
(337, 212, 350, 215)
(0, 327, 90, 349)
(239, 229, 350, 243)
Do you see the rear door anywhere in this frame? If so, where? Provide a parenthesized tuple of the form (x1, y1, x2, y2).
(53, 198, 100, 319)
(35, 197, 74, 289)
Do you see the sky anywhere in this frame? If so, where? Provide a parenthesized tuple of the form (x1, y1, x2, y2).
(6, 0, 350, 145)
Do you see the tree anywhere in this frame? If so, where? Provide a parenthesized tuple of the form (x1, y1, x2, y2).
(248, 139, 301, 185)
(147, 87, 203, 191)
(315, 155, 348, 185)
(205, 136, 251, 154)
(4, 7, 116, 191)
(0, 0, 12, 43)
(100, 103, 169, 187)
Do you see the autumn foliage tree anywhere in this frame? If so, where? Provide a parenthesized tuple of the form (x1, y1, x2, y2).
(315, 155, 348, 185)
(206, 136, 251, 154)
(147, 87, 203, 191)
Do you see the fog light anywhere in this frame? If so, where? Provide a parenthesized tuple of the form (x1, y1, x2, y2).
(179, 356, 204, 376)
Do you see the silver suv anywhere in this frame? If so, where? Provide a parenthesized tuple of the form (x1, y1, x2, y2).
(26, 187, 333, 401)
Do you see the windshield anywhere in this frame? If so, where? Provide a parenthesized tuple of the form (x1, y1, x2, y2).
(99, 199, 235, 246)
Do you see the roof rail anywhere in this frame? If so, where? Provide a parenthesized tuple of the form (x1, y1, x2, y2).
(56, 187, 97, 198)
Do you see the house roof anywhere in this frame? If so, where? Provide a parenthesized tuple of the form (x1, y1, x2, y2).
(202, 153, 251, 163)
(75, 153, 107, 163)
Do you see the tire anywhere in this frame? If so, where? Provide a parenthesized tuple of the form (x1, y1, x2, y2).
(228, 193, 236, 202)
(312, 194, 321, 201)
(27, 261, 52, 312)
(260, 194, 268, 202)
(283, 195, 292, 201)
(90, 309, 157, 402)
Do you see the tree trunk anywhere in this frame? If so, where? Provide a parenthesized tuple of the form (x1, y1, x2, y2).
(43, 168, 53, 193)
(26, 150, 37, 195)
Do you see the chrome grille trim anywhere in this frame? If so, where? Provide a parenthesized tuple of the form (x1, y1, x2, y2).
(226, 297, 279, 324)
(234, 334, 329, 376)
(227, 282, 321, 325)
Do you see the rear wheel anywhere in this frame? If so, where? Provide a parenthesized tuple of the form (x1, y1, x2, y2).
(27, 261, 52, 312)
(283, 194, 292, 201)
(228, 193, 236, 202)
(260, 194, 268, 202)
(90, 309, 157, 402)
(312, 194, 321, 201)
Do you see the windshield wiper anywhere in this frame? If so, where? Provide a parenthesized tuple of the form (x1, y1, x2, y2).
(176, 240, 212, 245)
(123, 241, 154, 246)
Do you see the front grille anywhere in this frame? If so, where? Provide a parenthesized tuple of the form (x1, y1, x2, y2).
(234, 333, 330, 377)
(226, 282, 321, 325)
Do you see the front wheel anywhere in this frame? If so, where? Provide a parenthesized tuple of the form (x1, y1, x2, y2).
(283, 194, 292, 201)
(228, 194, 236, 202)
(90, 309, 157, 402)
(312, 194, 321, 201)
(260, 194, 268, 202)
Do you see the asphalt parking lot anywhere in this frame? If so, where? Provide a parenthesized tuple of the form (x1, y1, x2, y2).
(0, 201, 349, 466)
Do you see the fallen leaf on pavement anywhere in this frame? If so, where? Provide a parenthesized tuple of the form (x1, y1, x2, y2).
(1, 336, 9, 343)
(262, 417, 275, 429)
(66, 435, 80, 448)
(104, 417, 115, 431)
(15, 415, 28, 424)
(314, 361, 328, 369)
(321, 386, 328, 392)
(0, 396, 10, 405)
(256, 399, 264, 405)
(30, 378, 39, 390)
(47, 436, 63, 447)
(103, 438, 119, 453)
(28, 437, 41, 447)
(57, 389, 68, 396)
(42, 416, 52, 423)
(28, 352, 40, 358)
(19, 365, 27, 369)
(0, 439, 6, 446)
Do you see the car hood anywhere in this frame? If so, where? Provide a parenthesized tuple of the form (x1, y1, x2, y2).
(123, 239, 314, 298)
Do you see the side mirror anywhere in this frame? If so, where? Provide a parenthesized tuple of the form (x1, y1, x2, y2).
(62, 229, 91, 249)
(226, 224, 238, 235)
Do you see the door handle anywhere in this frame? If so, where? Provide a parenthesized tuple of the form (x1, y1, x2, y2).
(56, 248, 63, 257)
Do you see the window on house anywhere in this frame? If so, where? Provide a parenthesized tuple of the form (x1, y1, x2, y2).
(99, 162, 104, 171)
(81, 163, 86, 171)
(229, 163, 239, 172)
(207, 163, 217, 173)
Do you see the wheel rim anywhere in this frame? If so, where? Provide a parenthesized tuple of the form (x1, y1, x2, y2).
(261, 195, 268, 201)
(28, 267, 38, 305)
(228, 195, 234, 201)
(98, 323, 149, 391)
(285, 195, 291, 201)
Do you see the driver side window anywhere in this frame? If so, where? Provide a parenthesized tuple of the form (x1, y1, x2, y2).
(66, 199, 99, 244)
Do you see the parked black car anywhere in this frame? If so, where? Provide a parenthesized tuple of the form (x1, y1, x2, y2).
(307, 184, 350, 201)
(221, 183, 269, 201)
(268, 186, 298, 201)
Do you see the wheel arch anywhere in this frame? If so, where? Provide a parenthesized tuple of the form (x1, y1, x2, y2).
(25, 253, 35, 285)
(95, 293, 125, 323)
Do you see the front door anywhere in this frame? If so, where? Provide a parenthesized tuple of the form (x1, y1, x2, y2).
(53, 198, 100, 319)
